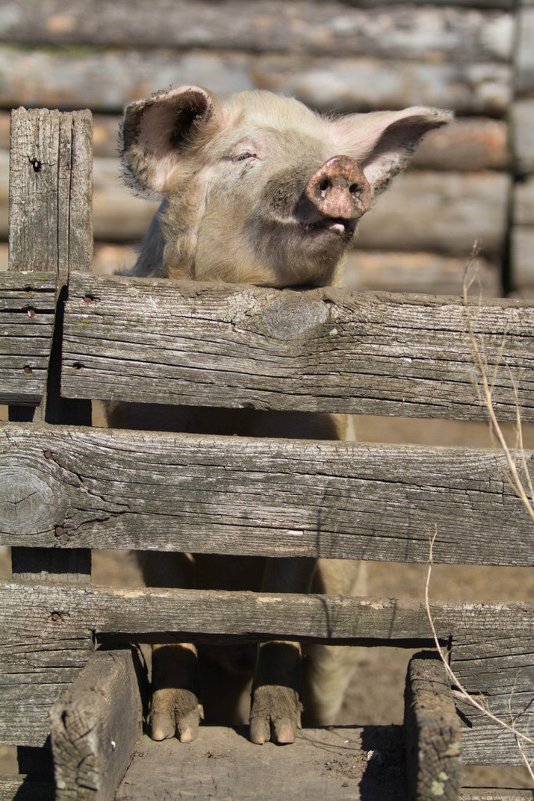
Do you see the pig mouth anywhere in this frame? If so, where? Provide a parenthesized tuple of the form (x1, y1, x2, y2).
(302, 217, 356, 240)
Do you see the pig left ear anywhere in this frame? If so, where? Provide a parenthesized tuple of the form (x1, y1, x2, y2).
(120, 85, 221, 196)
(334, 107, 453, 197)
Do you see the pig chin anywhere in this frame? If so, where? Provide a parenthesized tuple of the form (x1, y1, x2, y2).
(248, 215, 350, 287)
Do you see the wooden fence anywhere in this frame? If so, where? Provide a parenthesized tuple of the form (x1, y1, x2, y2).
(1, 108, 534, 801)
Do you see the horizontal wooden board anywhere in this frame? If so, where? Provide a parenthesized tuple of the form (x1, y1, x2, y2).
(1, 580, 533, 763)
(19, 114, 506, 171)
(512, 99, 534, 175)
(50, 650, 143, 801)
(343, 251, 500, 297)
(114, 733, 534, 801)
(62, 272, 534, 422)
(0, 2, 513, 61)
(0, 272, 56, 404)
(0, 777, 54, 801)
(115, 727, 406, 801)
(0, 47, 512, 115)
(0, 422, 533, 566)
(1, 114, 508, 170)
(357, 172, 509, 259)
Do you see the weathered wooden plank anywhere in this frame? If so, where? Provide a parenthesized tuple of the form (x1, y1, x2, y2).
(0, 776, 54, 801)
(11, 548, 91, 584)
(62, 273, 534, 422)
(343, 251, 500, 297)
(404, 652, 463, 800)
(0, 48, 511, 115)
(7, 107, 93, 594)
(50, 650, 143, 801)
(357, 172, 509, 259)
(515, 7, 534, 95)
(115, 727, 406, 801)
(0, 422, 533, 565)
(1, 580, 533, 760)
(8, 108, 92, 277)
(512, 227, 534, 290)
(461, 792, 534, 801)
(512, 99, 534, 175)
(0, 2, 513, 62)
(1, 115, 508, 169)
(0, 272, 56, 405)
(515, 178, 534, 227)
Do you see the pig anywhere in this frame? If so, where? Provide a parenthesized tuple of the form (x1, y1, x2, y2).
(114, 85, 452, 745)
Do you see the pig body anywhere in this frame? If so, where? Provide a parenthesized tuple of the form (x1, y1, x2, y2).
(115, 86, 451, 744)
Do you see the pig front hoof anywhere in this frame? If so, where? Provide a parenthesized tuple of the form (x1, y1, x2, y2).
(150, 687, 204, 743)
(249, 685, 302, 745)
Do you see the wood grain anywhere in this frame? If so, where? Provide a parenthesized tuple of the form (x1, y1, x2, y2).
(0, 272, 56, 405)
(50, 650, 143, 801)
(8, 109, 92, 278)
(404, 652, 463, 800)
(0, 422, 532, 566)
(0, 48, 511, 116)
(0, 2, 513, 61)
(62, 272, 534, 422)
(1, 579, 533, 763)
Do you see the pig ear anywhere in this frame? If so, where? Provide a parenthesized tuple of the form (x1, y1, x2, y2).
(334, 107, 453, 197)
(120, 85, 220, 196)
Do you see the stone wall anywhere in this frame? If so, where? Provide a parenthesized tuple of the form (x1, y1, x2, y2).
(0, 0, 528, 296)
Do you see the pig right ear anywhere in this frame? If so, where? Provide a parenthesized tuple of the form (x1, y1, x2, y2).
(120, 86, 220, 196)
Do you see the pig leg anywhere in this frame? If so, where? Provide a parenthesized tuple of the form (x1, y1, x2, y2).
(303, 558, 368, 724)
(250, 557, 316, 744)
(138, 551, 204, 743)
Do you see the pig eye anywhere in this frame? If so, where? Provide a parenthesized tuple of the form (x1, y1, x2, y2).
(233, 152, 256, 162)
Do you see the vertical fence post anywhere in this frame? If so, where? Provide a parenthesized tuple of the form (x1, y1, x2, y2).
(7, 108, 94, 770)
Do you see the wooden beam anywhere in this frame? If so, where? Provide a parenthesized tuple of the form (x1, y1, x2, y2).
(62, 273, 534, 421)
(404, 652, 463, 801)
(50, 650, 143, 801)
(0, 777, 54, 801)
(0, 423, 532, 566)
(8, 109, 92, 279)
(0, 272, 56, 405)
(0, 2, 515, 53)
(5, 107, 94, 758)
(0, 579, 532, 762)
(0, 47, 512, 117)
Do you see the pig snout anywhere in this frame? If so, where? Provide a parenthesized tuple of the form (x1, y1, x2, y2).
(303, 156, 371, 232)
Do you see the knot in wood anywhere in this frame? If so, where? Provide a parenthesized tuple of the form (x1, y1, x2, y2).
(256, 294, 329, 340)
(0, 464, 69, 536)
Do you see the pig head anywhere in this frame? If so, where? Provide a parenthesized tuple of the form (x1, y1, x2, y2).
(121, 87, 452, 287)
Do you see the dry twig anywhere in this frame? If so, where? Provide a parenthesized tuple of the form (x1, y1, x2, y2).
(424, 255, 534, 781)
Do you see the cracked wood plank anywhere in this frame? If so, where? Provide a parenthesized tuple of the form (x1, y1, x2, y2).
(0, 422, 532, 566)
(0, 2, 514, 59)
(0, 777, 54, 800)
(404, 652, 463, 801)
(8, 108, 92, 278)
(50, 650, 143, 801)
(1, 579, 533, 764)
(62, 273, 534, 422)
(115, 727, 405, 801)
(0, 272, 56, 405)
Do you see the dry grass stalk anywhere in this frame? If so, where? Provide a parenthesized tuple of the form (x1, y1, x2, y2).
(424, 253, 534, 782)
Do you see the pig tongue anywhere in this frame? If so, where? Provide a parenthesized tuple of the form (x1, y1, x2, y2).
(327, 220, 347, 235)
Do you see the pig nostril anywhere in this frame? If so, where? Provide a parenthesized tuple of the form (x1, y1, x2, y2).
(349, 183, 360, 195)
(318, 178, 331, 193)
